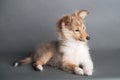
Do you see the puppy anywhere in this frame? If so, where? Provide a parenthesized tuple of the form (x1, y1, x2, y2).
(14, 10, 93, 76)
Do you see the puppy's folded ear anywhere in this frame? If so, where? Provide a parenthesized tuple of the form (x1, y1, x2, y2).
(57, 16, 71, 29)
(73, 10, 89, 19)
(78, 10, 89, 19)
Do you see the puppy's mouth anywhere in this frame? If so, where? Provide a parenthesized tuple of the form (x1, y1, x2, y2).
(79, 36, 90, 41)
(79, 39, 86, 42)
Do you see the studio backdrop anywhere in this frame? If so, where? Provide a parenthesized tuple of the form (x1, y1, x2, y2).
(0, 0, 120, 80)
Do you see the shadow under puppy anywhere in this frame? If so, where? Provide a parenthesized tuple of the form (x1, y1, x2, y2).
(14, 10, 93, 76)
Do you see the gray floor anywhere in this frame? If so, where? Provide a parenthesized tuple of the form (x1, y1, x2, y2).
(0, 0, 120, 80)
(0, 50, 120, 80)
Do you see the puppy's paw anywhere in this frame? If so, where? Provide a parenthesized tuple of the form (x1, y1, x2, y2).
(36, 65, 43, 71)
(74, 67, 84, 75)
(84, 70, 93, 76)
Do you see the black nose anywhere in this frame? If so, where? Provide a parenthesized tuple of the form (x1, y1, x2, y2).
(86, 36, 90, 40)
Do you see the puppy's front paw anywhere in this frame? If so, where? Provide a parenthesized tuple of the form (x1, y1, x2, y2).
(74, 67, 84, 75)
(84, 70, 93, 76)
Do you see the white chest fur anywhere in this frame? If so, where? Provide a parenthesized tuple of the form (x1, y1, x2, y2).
(60, 40, 90, 65)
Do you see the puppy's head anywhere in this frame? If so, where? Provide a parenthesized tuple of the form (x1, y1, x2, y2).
(57, 10, 90, 42)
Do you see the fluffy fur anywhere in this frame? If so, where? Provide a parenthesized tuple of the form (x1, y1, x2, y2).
(14, 10, 93, 76)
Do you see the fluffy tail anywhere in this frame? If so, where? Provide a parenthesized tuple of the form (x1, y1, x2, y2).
(13, 56, 32, 67)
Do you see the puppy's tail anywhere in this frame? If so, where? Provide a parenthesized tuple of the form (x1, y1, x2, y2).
(13, 56, 32, 67)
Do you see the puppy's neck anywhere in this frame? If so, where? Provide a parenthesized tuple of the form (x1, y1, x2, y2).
(58, 37, 87, 47)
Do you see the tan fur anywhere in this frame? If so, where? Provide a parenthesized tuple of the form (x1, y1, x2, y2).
(14, 10, 93, 76)
(62, 60, 77, 73)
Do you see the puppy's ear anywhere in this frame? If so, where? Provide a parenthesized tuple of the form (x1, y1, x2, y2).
(73, 10, 89, 19)
(61, 16, 72, 26)
(57, 16, 71, 28)
(79, 10, 89, 19)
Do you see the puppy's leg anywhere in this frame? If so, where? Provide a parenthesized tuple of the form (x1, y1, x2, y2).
(33, 52, 53, 71)
(82, 60, 93, 76)
(62, 60, 84, 75)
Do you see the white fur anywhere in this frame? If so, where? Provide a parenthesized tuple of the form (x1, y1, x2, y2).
(60, 39, 93, 75)
(74, 67, 84, 75)
(14, 62, 19, 67)
(60, 40, 89, 65)
(36, 65, 43, 71)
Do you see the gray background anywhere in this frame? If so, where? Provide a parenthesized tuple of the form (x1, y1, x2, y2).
(0, 0, 120, 80)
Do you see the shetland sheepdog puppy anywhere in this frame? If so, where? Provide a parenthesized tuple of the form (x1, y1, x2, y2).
(14, 10, 93, 76)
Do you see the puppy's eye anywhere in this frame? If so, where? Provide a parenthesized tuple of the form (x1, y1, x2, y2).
(74, 29, 79, 32)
